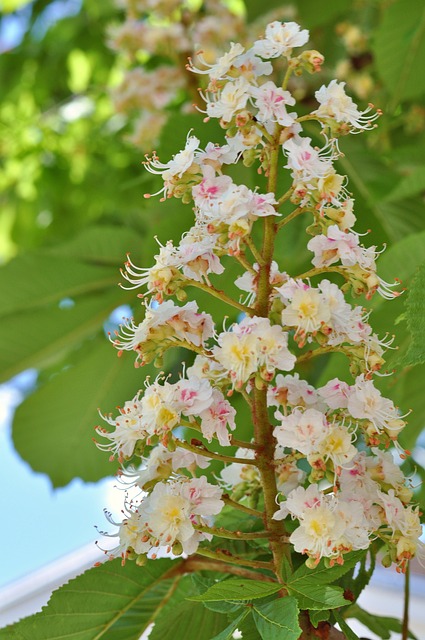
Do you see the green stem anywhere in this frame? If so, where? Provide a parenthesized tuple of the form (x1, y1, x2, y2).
(180, 419, 259, 451)
(230, 437, 259, 450)
(282, 65, 293, 91)
(234, 251, 257, 275)
(196, 547, 273, 570)
(186, 278, 254, 315)
(245, 236, 266, 265)
(296, 344, 350, 364)
(222, 495, 264, 519)
(194, 523, 271, 540)
(277, 206, 307, 229)
(179, 340, 212, 359)
(296, 114, 320, 124)
(276, 187, 294, 207)
(402, 562, 410, 640)
(175, 438, 258, 466)
(255, 121, 274, 143)
(295, 265, 350, 282)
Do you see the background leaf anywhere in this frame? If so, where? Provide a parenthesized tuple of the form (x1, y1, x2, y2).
(0, 559, 181, 640)
(190, 578, 282, 602)
(373, 0, 425, 105)
(252, 598, 301, 640)
(400, 260, 425, 366)
(12, 336, 150, 486)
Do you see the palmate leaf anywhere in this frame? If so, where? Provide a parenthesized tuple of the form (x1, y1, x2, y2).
(210, 611, 251, 640)
(148, 576, 230, 640)
(0, 289, 131, 383)
(0, 253, 119, 318)
(373, 0, 425, 104)
(252, 598, 301, 640)
(12, 336, 149, 486)
(384, 165, 425, 203)
(345, 603, 418, 640)
(400, 260, 425, 366)
(285, 579, 349, 611)
(0, 558, 181, 640)
(189, 578, 282, 602)
(45, 225, 145, 266)
(336, 137, 422, 243)
(332, 611, 359, 640)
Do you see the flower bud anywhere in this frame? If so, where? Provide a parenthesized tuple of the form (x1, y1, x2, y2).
(299, 50, 325, 74)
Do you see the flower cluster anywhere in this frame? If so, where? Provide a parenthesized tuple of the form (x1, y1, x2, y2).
(107, 0, 245, 150)
(97, 21, 423, 576)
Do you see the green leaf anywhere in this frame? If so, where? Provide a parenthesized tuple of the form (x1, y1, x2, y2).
(392, 362, 425, 450)
(0, 0, 32, 11)
(346, 604, 418, 640)
(332, 610, 359, 640)
(0, 253, 118, 318)
(189, 579, 282, 602)
(237, 615, 262, 639)
(12, 336, 150, 486)
(0, 558, 181, 640)
(252, 598, 301, 640)
(288, 551, 365, 586)
(400, 261, 425, 366)
(286, 579, 349, 611)
(309, 609, 330, 628)
(297, 0, 351, 28)
(344, 604, 392, 639)
(46, 225, 145, 266)
(384, 166, 425, 203)
(149, 577, 229, 640)
(373, 0, 425, 104)
(336, 137, 422, 243)
(0, 289, 129, 383)
(210, 610, 251, 640)
(244, 0, 289, 22)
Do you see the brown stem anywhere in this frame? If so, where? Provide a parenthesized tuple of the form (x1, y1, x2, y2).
(252, 127, 291, 584)
(184, 557, 277, 582)
(196, 547, 273, 571)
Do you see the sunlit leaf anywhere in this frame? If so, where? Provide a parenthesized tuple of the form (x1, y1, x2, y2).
(0, 559, 181, 640)
(12, 336, 149, 486)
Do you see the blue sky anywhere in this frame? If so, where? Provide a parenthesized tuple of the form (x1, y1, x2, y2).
(0, 371, 117, 587)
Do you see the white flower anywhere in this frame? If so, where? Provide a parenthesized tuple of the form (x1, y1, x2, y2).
(314, 79, 380, 132)
(214, 316, 294, 386)
(213, 328, 258, 386)
(318, 378, 350, 409)
(250, 81, 296, 126)
(181, 475, 224, 516)
(144, 133, 201, 199)
(142, 482, 194, 546)
(177, 228, 224, 282)
(280, 284, 331, 337)
(220, 447, 257, 487)
(253, 21, 309, 59)
(204, 76, 251, 122)
(283, 137, 333, 180)
(96, 394, 145, 460)
(188, 42, 245, 80)
(199, 388, 236, 446)
(174, 376, 214, 416)
(140, 380, 180, 437)
(318, 424, 357, 468)
(267, 373, 322, 408)
(347, 374, 405, 434)
(273, 407, 329, 455)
